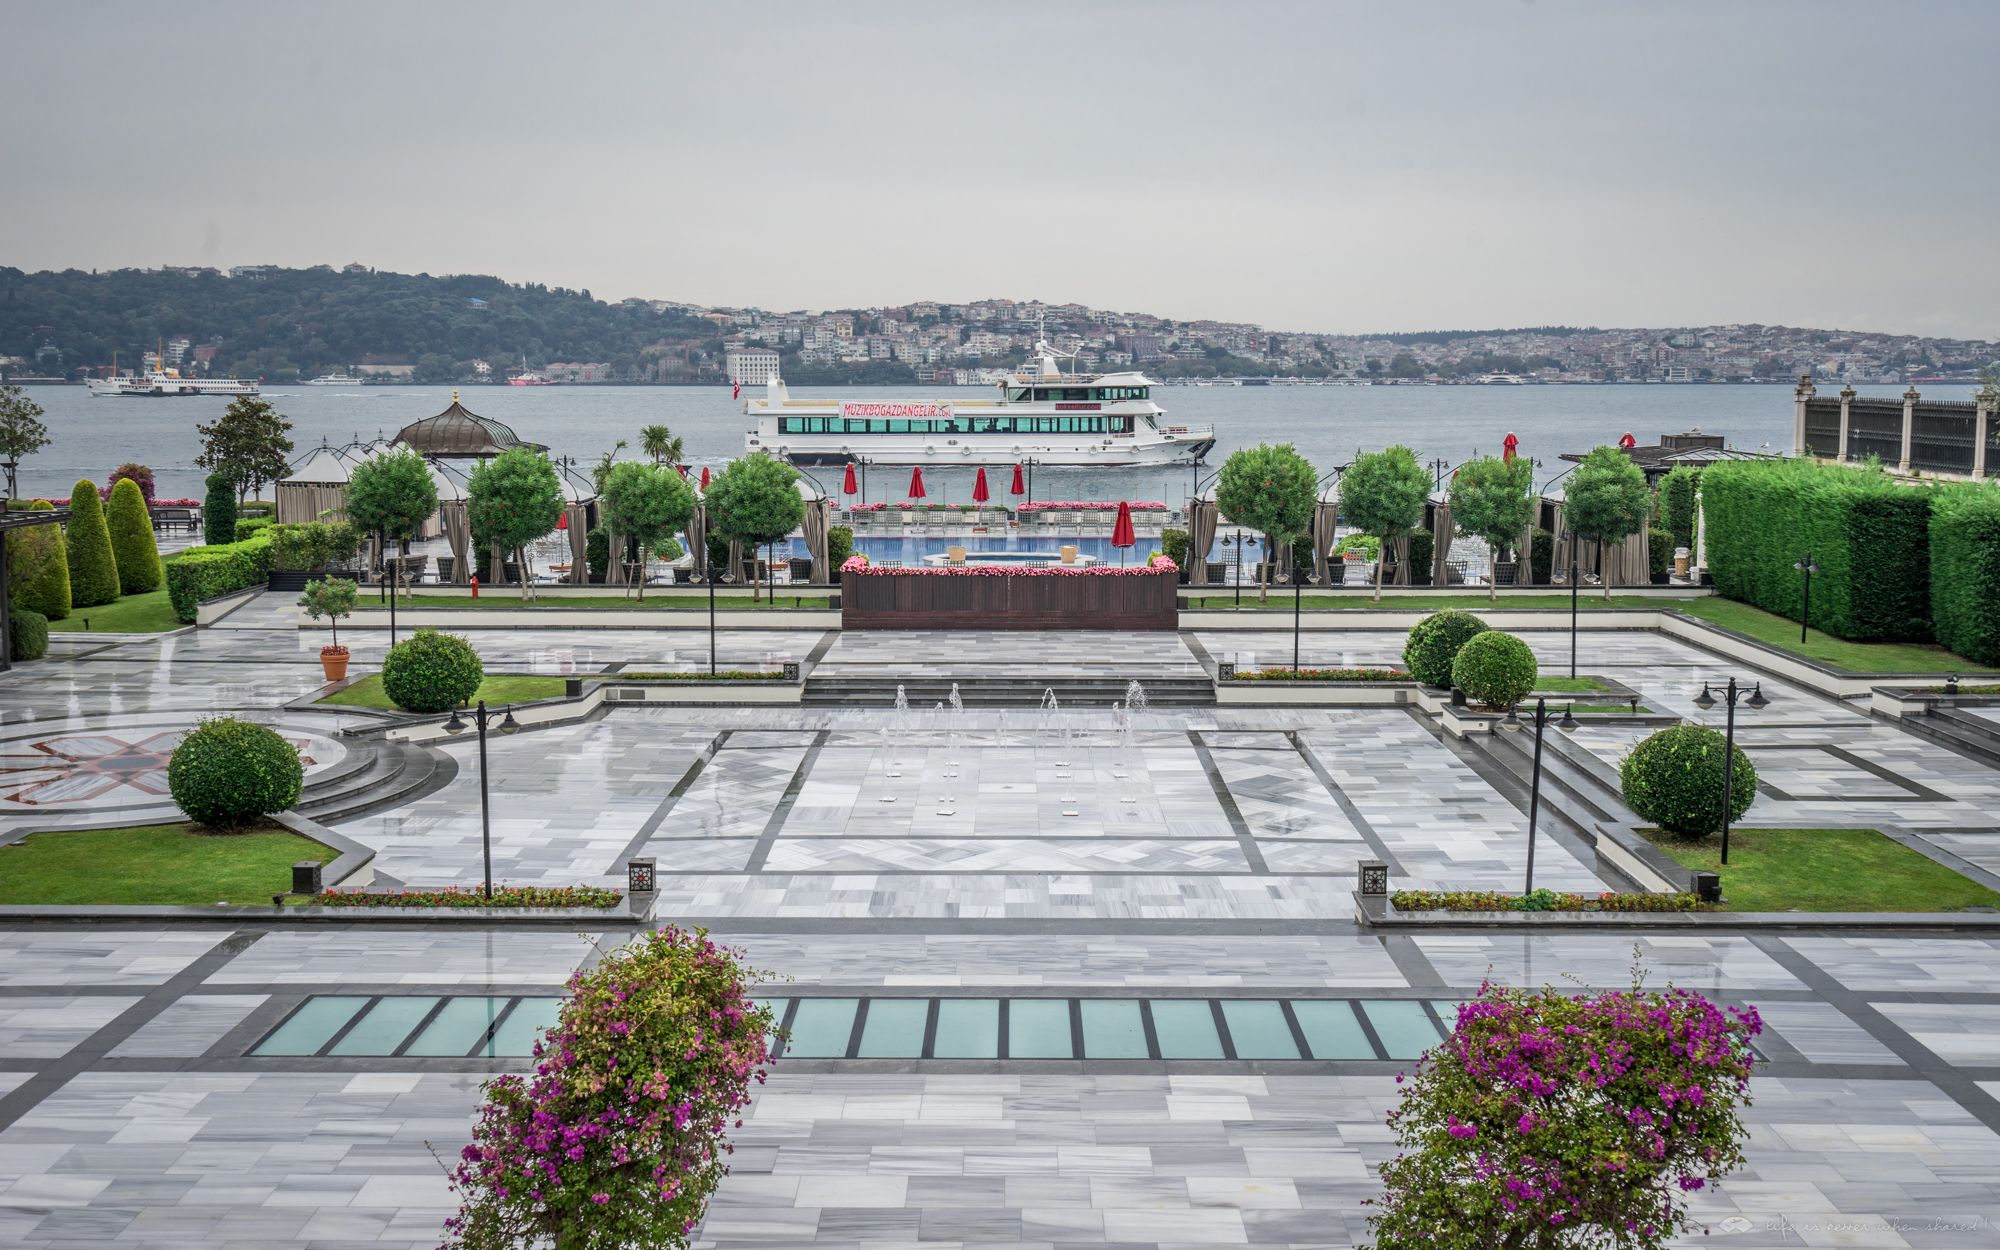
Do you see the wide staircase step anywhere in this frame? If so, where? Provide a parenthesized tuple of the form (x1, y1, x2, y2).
(1472, 724, 1640, 881)
(802, 674, 1214, 708)
(298, 738, 455, 824)
(1906, 706, 2000, 768)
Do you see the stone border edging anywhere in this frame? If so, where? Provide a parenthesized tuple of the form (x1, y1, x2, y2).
(1351, 891, 2000, 930)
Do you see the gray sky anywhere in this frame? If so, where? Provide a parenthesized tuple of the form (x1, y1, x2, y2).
(6, 0, 1995, 338)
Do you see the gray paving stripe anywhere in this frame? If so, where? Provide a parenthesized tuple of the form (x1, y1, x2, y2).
(0, 928, 264, 1132)
(744, 730, 833, 872)
(1285, 730, 1405, 874)
(612, 730, 731, 865)
(1186, 731, 1271, 874)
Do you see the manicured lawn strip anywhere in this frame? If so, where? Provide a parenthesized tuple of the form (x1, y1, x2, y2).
(319, 674, 571, 709)
(1644, 827, 2000, 912)
(616, 670, 787, 681)
(1671, 598, 1975, 673)
(1568, 704, 1651, 715)
(1184, 593, 1680, 611)
(45, 587, 180, 633)
(1533, 676, 1612, 693)
(359, 594, 830, 610)
(0, 823, 333, 905)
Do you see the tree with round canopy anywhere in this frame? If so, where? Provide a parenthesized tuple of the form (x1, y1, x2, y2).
(1215, 444, 1317, 601)
(705, 455, 806, 602)
(468, 448, 566, 601)
(1341, 445, 1433, 602)
(1448, 455, 1537, 601)
(1565, 445, 1652, 599)
(345, 448, 439, 599)
(600, 462, 696, 601)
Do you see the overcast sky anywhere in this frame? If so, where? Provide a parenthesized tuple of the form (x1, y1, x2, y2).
(5, 0, 1995, 338)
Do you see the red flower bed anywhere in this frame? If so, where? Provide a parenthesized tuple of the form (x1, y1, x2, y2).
(840, 554, 1175, 577)
(1017, 500, 1167, 513)
(316, 884, 623, 909)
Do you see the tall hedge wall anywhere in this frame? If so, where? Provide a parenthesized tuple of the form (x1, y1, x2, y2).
(1700, 459, 1933, 642)
(163, 531, 273, 623)
(1929, 484, 2000, 666)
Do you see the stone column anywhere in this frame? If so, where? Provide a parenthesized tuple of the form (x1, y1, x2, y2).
(1900, 385, 1919, 474)
(1976, 394, 1992, 479)
(1838, 384, 1855, 462)
(1793, 373, 1815, 456)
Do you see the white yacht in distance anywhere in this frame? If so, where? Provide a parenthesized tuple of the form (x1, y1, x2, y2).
(1475, 372, 1529, 384)
(87, 369, 259, 397)
(743, 341, 1216, 466)
(305, 372, 365, 386)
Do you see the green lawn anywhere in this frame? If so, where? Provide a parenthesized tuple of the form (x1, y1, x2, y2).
(1645, 827, 2000, 913)
(0, 823, 334, 906)
(1533, 676, 1612, 694)
(1184, 592, 1681, 611)
(319, 674, 571, 709)
(1670, 598, 1976, 673)
(360, 594, 829, 610)
(46, 587, 181, 633)
(1568, 704, 1650, 715)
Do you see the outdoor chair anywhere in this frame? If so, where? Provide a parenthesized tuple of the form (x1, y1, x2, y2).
(434, 555, 455, 584)
(789, 557, 814, 582)
(946, 545, 967, 565)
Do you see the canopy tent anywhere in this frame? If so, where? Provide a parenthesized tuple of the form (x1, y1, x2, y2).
(275, 439, 391, 525)
(392, 395, 547, 458)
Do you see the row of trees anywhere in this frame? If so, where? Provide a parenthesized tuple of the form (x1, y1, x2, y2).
(1214, 439, 1654, 602)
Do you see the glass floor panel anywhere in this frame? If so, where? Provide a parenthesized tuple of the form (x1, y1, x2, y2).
(487, 998, 562, 1058)
(327, 997, 439, 1057)
(1220, 1000, 1299, 1060)
(932, 999, 999, 1058)
(1008, 1000, 1073, 1059)
(1149, 1000, 1224, 1059)
(752, 998, 789, 1048)
(1079, 1000, 1148, 1059)
(1430, 1001, 1468, 1034)
(857, 999, 928, 1058)
(405, 997, 510, 1057)
(254, 996, 370, 1056)
(1291, 1000, 1375, 1059)
(785, 999, 859, 1058)
(1361, 999, 1443, 1059)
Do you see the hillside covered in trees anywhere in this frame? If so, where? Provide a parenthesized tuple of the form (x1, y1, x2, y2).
(0, 265, 720, 383)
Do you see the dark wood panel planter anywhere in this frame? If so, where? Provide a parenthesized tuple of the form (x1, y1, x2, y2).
(843, 570, 1178, 631)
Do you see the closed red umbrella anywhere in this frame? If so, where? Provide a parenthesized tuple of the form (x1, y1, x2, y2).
(842, 463, 858, 495)
(908, 466, 927, 500)
(676, 463, 688, 478)
(972, 466, 990, 503)
(556, 511, 568, 530)
(699, 465, 711, 490)
(1010, 463, 1025, 495)
(1110, 499, 1136, 565)
(1503, 432, 1519, 464)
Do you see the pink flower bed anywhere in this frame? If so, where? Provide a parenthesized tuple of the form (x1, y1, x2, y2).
(1017, 501, 1167, 513)
(841, 554, 1175, 577)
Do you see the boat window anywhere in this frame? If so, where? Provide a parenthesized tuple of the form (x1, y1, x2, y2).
(889, 420, 911, 433)
(1007, 388, 1032, 402)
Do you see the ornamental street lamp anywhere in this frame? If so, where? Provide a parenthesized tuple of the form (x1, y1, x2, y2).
(1501, 698, 1577, 893)
(1792, 553, 1820, 644)
(1693, 678, 1769, 865)
(1221, 532, 1258, 608)
(706, 562, 719, 675)
(444, 700, 520, 898)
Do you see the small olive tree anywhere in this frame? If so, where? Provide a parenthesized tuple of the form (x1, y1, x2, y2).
(705, 455, 806, 602)
(600, 462, 696, 601)
(1215, 444, 1317, 601)
(0, 383, 51, 500)
(1341, 445, 1432, 602)
(1564, 446, 1651, 599)
(468, 449, 565, 601)
(1449, 456, 1537, 601)
(345, 449, 439, 600)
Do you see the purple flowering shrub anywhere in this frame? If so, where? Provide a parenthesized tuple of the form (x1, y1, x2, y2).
(1366, 980, 1760, 1249)
(442, 928, 777, 1250)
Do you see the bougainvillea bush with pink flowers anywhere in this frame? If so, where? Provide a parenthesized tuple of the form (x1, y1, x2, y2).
(1366, 980, 1760, 1250)
(442, 928, 777, 1250)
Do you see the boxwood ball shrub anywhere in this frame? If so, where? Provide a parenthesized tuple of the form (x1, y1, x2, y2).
(1450, 629, 1537, 709)
(1619, 723, 1757, 837)
(7, 606, 49, 662)
(443, 927, 776, 1250)
(381, 629, 484, 713)
(1402, 609, 1489, 687)
(166, 716, 304, 829)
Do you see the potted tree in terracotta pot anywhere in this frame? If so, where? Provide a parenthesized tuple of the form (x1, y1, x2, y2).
(298, 576, 359, 682)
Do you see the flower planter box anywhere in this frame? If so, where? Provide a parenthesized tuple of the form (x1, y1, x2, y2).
(841, 562, 1178, 630)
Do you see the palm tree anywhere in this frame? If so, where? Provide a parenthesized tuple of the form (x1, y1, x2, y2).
(640, 424, 683, 468)
(592, 439, 628, 495)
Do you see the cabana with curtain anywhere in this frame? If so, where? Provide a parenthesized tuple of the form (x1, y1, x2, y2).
(1184, 495, 1216, 586)
(1311, 482, 1341, 587)
(1427, 492, 1454, 586)
(275, 439, 389, 525)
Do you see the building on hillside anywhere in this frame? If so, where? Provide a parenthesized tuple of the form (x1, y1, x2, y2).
(727, 348, 782, 385)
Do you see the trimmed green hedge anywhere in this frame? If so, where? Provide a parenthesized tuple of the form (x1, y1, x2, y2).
(167, 716, 302, 829)
(1929, 484, 2000, 666)
(5, 500, 70, 620)
(164, 531, 274, 622)
(7, 606, 48, 662)
(1620, 724, 1757, 837)
(204, 473, 239, 546)
(234, 516, 274, 542)
(107, 478, 163, 594)
(1701, 458, 1933, 641)
(65, 480, 120, 608)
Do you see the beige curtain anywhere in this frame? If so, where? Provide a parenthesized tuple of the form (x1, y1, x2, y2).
(565, 504, 588, 584)
(1429, 499, 1453, 585)
(687, 503, 708, 581)
(440, 501, 470, 587)
(1185, 498, 1215, 585)
(1515, 502, 1541, 586)
(727, 537, 744, 584)
(804, 497, 830, 583)
(1608, 528, 1651, 587)
(1388, 532, 1412, 585)
(1311, 498, 1340, 586)
(277, 482, 349, 525)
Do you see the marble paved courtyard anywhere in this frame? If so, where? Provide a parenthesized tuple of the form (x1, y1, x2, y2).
(3, 600, 2000, 1246)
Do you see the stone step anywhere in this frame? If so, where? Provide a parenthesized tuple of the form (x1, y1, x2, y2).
(802, 676, 1214, 708)
(1909, 707, 2000, 769)
(298, 739, 455, 824)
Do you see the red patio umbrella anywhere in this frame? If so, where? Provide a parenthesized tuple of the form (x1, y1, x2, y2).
(1110, 499, 1136, 565)
(1010, 463, 1025, 495)
(908, 465, 927, 500)
(1503, 432, 1519, 464)
(556, 512, 569, 530)
(676, 463, 688, 478)
(842, 463, 858, 495)
(972, 466, 990, 504)
(699, 465, 711, 490)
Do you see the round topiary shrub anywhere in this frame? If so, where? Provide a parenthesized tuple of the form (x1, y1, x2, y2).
(8, 606, 49, 662)
(380, 629, 483, 713)
(1620, 724, 1757, 837)
(167, 716, 303, 829)
(1451, 629, 1537, 709)
(1402, 609, 1489, 687)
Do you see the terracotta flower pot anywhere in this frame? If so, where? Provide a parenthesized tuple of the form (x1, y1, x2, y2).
(319, 646, 350, 683)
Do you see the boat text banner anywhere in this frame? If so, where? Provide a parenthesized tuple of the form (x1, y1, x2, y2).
(840, 402, 954, 419)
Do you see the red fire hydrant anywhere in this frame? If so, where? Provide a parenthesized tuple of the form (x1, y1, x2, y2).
(470, 574, 479, 600)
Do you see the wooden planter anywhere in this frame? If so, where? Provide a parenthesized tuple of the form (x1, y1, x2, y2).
(842, 568, 1178, 631)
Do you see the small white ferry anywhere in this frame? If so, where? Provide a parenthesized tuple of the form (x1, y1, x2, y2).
(305, 373, 365, 386)
(87, 369, 259, 397)
(744, 341, 1215, 466)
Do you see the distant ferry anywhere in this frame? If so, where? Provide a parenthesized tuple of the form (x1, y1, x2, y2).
(1475, 372, 1529, 385)
(507, 353, 555, 386)
(745, 340, 1216, 466)
(86, 369, 259, 397)
(305, 373, 365, 386)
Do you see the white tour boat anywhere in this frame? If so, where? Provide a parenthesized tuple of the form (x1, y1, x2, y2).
(743, 341, 1215, 466)
(305, 373, 365, 386)
(87, 369, 259, 397)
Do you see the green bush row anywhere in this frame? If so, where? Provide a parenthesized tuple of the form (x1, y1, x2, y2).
(267, 521, 362, 572)
(163, 531, 274, 622)
(234, 516, 275, 542)
(1701, 458, 1933, 641)
(1929, 484, 2000, 666)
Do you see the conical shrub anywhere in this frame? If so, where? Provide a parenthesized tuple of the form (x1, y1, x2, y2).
(106, 478, 163, 593)
(5, 500, 70, 620)
(203, 472, 238, 547)
(65, 479, 120, 608)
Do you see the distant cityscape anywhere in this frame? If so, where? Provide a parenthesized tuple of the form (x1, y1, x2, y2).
(1, 262, 1994, 388)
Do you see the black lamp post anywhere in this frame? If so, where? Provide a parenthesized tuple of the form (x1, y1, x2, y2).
(1693, 678, 1769, 865)
(1501, 698, 1577, 893)
(1567, 545, 1580, 679)
(375, 528, 400, 649)
(1792, 553, 1820, 644)
(1292, 560, 1308, 673)
(443, 700, 520, 898)
(1221, 532, 1257, 608)
(706, 564, 718, 675)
